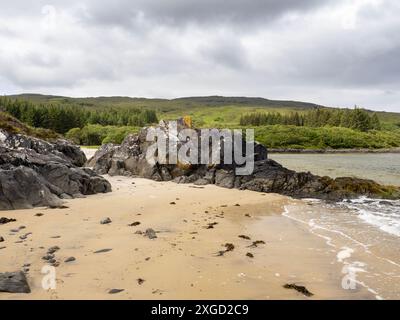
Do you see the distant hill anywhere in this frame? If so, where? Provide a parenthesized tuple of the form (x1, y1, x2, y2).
(5, 93, 400, 129)
(7, 94, 323, 109)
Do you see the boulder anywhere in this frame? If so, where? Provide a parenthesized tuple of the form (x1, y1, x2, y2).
(0, 130, 111, 210)
(0, 271, 31, 293)
(89, 120, 400, 201)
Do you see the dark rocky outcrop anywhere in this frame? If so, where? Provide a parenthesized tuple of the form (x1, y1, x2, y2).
(0, 271, 31, 293)
(0, 129, 111, 210)
(88, 119, 400, 201)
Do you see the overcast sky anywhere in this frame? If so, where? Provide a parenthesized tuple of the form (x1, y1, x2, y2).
(0, 0, 399, 112)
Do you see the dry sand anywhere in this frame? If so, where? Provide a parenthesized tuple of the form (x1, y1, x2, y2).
(0, 176, 376, 300)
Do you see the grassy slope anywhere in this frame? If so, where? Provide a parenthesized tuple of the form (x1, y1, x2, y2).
(6, 94, 400, 148)
(0, 111, 59, 140)
(8, 93, 400, 127)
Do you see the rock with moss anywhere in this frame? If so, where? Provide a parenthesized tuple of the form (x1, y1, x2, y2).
(90, 119, 400, 201)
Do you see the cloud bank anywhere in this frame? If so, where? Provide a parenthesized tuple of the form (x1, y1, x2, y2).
(0, 0, 399, 111)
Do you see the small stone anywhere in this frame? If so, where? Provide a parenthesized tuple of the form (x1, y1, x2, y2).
(0, 237, 4, 242)
(42, 253, 55, 261)
(65, 257, 76, 263)
(170, 202, 176, 205)
(109, 288, 124, 294)
(35, 213, 44, 217)
(246, 252, 254, 258)
(19, 233, 32, 240)
(100, 217, 112, 225)
(145, 228, 157, 239)
(47, 246, 60, 254)
(128, 221, 141, 227)
(137, 278, 145, 285)
(94, 248, 112, 254)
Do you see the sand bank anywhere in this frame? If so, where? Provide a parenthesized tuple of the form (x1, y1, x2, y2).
(0, 176, 377, 299)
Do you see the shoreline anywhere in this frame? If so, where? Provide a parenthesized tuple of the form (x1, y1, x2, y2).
(81, 146, 400, 155)
(0, 176, 385, 300)
(268, 148, 400, 154)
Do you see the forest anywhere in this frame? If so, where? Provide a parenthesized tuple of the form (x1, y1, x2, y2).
(240, 108, 381, 132)
(0, 97, 157, 134)
(1, 95, 399, 149)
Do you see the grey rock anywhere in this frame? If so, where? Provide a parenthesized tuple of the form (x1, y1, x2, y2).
(65, 257, 76, 263)
(0, 129, 112, 211)
(108, 288, 124, 294)
(0, 236, 4, 242)
(88, 119, 400, 201)
(42, 253, 55, 261)
(19, 232, 32, 240)
(47, 246, 60, 254)
(0, 271, 31, 293)
(94, 248, 113, 254)
(100, 217, 112, 225)
(145, 228, 157, 239)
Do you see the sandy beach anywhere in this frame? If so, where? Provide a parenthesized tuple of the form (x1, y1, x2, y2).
(2, 174, 390, 300)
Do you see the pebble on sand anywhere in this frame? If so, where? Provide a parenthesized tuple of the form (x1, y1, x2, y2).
(108, 288, 124, 294)
(94, 248, 113, 254)
(145, 228, 157, 239)
(100, 217, 112, 225)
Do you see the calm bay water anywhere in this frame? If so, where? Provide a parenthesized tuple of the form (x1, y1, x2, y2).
(270, 153, 400, 186)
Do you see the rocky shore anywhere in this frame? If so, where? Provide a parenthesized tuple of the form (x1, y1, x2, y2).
(0, 129, 111, 210)
(88, 119, 400, 201)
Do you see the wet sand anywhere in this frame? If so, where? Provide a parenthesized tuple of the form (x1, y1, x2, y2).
(0, 176, 377, 300)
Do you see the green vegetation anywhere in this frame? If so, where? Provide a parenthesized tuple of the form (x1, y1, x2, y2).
(252, 125, 400, 149)
(65, 124, 139, 145)
(2, 94, 400, 150)
(240, 108, 381, 132)
(0, 97, 157, 134)
(0, 111, 59, 140)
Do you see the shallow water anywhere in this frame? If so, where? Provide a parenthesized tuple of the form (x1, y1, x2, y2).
(283, 199, 400, 300)
(270, 153, 400, 186)
(269, 153, 400, 299)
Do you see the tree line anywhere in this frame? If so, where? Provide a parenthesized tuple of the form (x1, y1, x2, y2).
(239, 108, 381, 132)
(0, 97, 158, 134)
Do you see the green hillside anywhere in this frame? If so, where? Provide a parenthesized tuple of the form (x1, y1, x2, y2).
(2, 94, 400, 148)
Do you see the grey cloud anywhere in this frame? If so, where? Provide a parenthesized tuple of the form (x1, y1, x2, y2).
(81, 0, 333, 28)
(0, 0, 399, 111)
